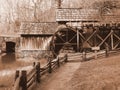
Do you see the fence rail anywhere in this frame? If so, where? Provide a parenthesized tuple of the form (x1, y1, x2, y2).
(12, 54, 67, 90)
(12, 49, 120, 90)
(82, 49, 120, 60)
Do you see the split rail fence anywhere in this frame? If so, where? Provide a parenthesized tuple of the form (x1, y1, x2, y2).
(13, 54, 68, 90)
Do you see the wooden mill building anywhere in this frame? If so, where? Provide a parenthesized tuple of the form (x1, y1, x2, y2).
(19, 0, 120, 56)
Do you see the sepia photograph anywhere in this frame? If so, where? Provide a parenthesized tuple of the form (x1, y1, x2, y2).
(0, 0, 120, 90)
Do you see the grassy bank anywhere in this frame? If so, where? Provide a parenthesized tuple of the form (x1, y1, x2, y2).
(68, 55, 120, 90)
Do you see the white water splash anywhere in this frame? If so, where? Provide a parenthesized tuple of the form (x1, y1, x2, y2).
(21, 37, 52, 50)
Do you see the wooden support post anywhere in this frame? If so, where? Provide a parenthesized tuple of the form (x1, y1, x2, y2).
(94, 50, 97, 59)
(15, 70, 19, 81)
(36, 62, 40, 83)
(98, 31, 112, 47)
(57, 57, 60, 67)
(94, 30, 97, 46)
(48, 59, 52, 73)
(64, 54, 68, 62)
(105, 46, 109, 57)
(19, 70, 27, 90)
(77, 29, 80, 52)
(94, 31, 97, 59)
(111, 30, 114, 50)
(82, 49, 86, 61)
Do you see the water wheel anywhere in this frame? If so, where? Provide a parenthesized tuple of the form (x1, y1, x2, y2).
(50, 25, 81, 56)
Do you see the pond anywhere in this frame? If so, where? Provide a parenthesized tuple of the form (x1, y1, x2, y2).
(0, 53, 48, 90)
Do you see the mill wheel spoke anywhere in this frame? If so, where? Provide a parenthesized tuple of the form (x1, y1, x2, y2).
(68, 34, 77, 43)
(66, 29, 69, 42)
(56, 34, 66, 43)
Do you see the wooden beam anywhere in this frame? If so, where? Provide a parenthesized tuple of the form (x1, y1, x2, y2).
(77, 29, 80, 52)
(56, 34, 66, 43)
(111, 30, 114, 50)
(79, 32, 93, 46)
(66, 29, 68, 42)
(69, 26, 92, 46)
(98, 31, 112, 47)
(114, 33, 120, 40)
(113, 33, 120, 49)
(113, 41, 120, 49)
(86, 30, 97, 42)
(68, 34, 77, 42)
(55, 43, 77, 45)
(96, 34, 110, 47)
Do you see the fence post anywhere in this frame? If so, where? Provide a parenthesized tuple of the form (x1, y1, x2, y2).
(57, 56, 60, 67)
(64, 54, 68, 62)
(105, 46, 109, 57)
(82, 51, 86, 61)
(36, 62, 40, 83)
(33, 62, 35, 67)
(94, 50, 97, 59)
(48, 58, 52, 73)
(15, 70, 19, 81)
(19, 70, 27, 90)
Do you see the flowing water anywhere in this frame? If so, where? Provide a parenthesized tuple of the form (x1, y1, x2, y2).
(21, 36, 52, 50)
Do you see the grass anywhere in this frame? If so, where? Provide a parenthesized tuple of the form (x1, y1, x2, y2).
(68, 55, 120, 90)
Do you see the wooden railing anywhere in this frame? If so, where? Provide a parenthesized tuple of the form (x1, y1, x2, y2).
(12, 54, 68, 90)
(82, 49, 120, 60)
(12, 49, 120, 90)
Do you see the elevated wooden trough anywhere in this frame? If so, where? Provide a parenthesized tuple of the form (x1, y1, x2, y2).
(51, 8, 120, 54)
(56, 8, 100, 22)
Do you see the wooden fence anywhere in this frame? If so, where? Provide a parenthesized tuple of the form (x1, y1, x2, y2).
(12, 54, 68, 90)
(82, 48, 120, 61)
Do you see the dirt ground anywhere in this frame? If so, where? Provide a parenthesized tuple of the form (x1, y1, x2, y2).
(34, 62, 80, 90)
(33, 54, 120, 90)
(67, 55, 120, 90)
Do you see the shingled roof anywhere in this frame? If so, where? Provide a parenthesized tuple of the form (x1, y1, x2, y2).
(20, 22, 58, 35)
(56, 8, 100, 22)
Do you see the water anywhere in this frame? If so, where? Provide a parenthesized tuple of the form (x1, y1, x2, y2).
(0, 36, 52, 77)
(0, 53, 34, 74)
(21, 36, 52, 50)
(0, 37, 52, 89)
(0, 53, 49, 90)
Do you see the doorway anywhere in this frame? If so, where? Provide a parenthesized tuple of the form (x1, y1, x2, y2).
(6, 41, 16, 53)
